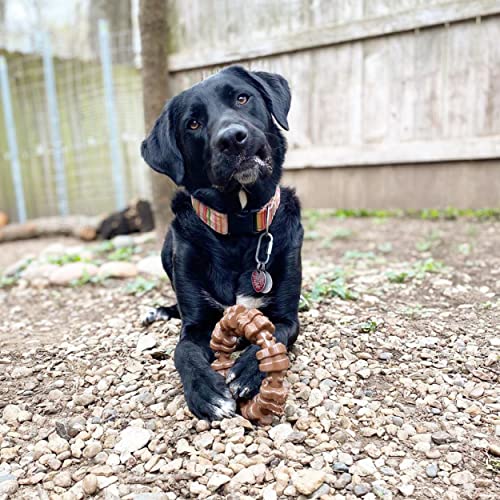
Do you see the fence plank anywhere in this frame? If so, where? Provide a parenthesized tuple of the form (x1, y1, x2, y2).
(285, 137, 500, 169)
(168, 0, 500, 71)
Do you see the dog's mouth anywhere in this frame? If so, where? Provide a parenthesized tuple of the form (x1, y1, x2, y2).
(233, 147, 272, 186)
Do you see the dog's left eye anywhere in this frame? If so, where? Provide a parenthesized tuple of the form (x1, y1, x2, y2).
(236, 94, 249, 105)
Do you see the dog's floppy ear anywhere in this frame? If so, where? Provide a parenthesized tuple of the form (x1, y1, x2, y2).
(247, 69, 291, 131)
(141, 100, 184, 185)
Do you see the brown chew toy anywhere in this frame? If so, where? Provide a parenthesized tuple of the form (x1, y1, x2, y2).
(210, 304, 290, 425)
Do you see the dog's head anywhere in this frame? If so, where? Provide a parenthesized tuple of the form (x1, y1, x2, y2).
(141, 66, 291, 194)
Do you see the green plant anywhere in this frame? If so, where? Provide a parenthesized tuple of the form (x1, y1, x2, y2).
(124, 277, 157, 297)
(301, 269, 358, 310)
(71, 270, 104, 287)
(48, 254, 86, 266)
(108, 247, 134, 261)
(343, 250, 376, 260)
(387, 258, 444, 284)
(359, 320, 379, 333)
(0, 275, 18, 288)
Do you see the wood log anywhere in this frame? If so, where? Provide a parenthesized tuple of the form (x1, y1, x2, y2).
(0, 200, 155, 243)
(0, 212, 8, 229)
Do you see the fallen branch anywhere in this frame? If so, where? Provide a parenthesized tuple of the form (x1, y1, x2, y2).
(0, 200, 155, 242)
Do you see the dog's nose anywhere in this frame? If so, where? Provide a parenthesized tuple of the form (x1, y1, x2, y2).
(216, 125, 248, 154)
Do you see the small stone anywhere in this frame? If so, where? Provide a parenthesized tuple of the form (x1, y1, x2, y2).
(268, 423, 293, 446)
(83, 440, 103, 458)
(398, 483, 415, 497)
(334, 473, 352, 489)
(354, 483, 371, 496)
(426, 463, 438, 478)
(194, 432, 214, 450)
(446, 452, 462, 465)
(489, 443, 500, 457)
(82, 474, 98, 495)
(136, 334, 157, 352)
(378, 352, 393, 361)
(17, 410, 32, 422)
(137, 255, 164, 277)
(356, 368, 372, 379)
(49, 262, 98, 285)
(11, 366, 33, 378)
(2, 404, 21, 423)
(450, 470, 474, 485)
(73, 392, 96, 406)
(207, 473, 231, 492)
(230, 467, 255, 487)
(291, 469, 326, 496)
(111, 235, 135, 248)
(48, 434, 70, 454)
(308, 388, 324, 408)
(53, 471, 72, 488)
(115, 427, 151, 453)
(98, 261, 138, 279)
(0, 474, 18, 496)
(350, 458, 377, 476)
(262, 485, 277, 500)
(431, 431, 453, 445)
(333, 462, 349, 473)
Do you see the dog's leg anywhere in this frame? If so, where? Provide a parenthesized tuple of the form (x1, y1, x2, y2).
(175, 329, 236, 421)
(142, 304, 180, 326)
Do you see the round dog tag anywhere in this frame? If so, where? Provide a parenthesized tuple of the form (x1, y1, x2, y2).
(251, 270, 267, 293)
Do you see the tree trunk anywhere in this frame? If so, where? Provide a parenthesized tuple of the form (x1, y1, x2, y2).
(139, 0, 175, 241)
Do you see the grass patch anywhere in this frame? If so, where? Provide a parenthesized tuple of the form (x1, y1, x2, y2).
(300, 268, 358, 310)
(108, 247, 135, 261)
(124, 277, 157, 297)
(387, 258, 444, 284)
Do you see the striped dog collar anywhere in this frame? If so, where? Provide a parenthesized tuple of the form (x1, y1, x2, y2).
(191, 186, 281, 235)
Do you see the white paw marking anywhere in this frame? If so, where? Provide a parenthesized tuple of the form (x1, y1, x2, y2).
(213, 398, 236, 419)
(236, 294, 266, 309)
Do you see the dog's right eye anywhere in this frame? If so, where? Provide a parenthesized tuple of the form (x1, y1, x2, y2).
(187, 119, 201, 130)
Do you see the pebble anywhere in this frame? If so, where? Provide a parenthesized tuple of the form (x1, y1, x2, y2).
(136, 333, 157, 352)
(353, 483, 371, 496)
(2, 404, 21, 423)
(308, 388, 324, 408)
(426, 463, 438, 478)
(291, 469, 326, 496)
(115, 427, 151, 453)
(137, 255, 164, 277)
(82, 474, 98, 495)
(431, 431, 453, 445)
(398, 483, 415, 497)
(49, 262, 98, 285)
(0, 474, 19, 496)
(98, 261, 138, 279)
(350, 458, 377, 476)
(207, 473, 231, 492)
(53, 471, 72, 488)
(268, 423, 293, 446)
(450, 470, 474, 485)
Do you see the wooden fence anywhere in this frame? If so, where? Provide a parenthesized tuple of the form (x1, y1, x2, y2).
(166, 0, 500, 209)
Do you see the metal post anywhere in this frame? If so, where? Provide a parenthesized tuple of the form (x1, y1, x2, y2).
(0, 56, 27, 223)
(99, 19, 127, 209)
(41, 32, 69, 216)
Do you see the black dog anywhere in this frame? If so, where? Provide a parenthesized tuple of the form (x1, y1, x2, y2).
(141, 65, 303, 421)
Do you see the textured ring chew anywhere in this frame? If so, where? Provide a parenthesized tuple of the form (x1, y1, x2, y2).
(210, 304, 290, 425)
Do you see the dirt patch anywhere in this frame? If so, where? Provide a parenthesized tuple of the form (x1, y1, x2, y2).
(0, 217, 498, 499)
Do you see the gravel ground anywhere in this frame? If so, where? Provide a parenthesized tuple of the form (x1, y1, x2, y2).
(0, 215, 499, 499)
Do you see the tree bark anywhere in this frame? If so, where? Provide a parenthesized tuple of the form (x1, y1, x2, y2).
(139, 0, 175, 241)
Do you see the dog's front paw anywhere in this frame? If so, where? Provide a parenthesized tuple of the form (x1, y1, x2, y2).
(185, 369, 236, 421)
(227, 345, 266, 399)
